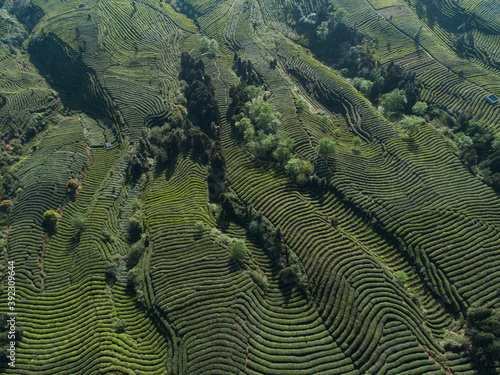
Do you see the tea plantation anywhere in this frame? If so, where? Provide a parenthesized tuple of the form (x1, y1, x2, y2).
(0, 0, 499, 373)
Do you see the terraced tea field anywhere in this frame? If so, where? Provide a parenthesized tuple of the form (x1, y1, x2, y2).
(1, 0, 500, 374)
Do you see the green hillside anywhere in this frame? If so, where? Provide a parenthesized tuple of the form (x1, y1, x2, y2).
(0, 0, 500, 373)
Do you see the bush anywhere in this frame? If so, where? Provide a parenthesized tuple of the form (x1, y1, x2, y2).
(127, 240, 146, 267)
(353, 136, 362, 148)
(316, 138, 337, 157)
(249, 270, 268, 290)
(115, 319, 127, 333)
(195, 221, 205, 232)
(71, 213, 86, 232)
(43, 210, 60, 226)
(127, 210, 144, 242)
(230, 240, 248, 260)
(394, 270, 409, 283)
(131, 198, 142, 211)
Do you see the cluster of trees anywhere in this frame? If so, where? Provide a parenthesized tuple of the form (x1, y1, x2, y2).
(128, 53, 222, 181)
(220, 190, 309, 294)
(198, 37, 218, 56)
(465, 307, 500, 369)
(295, 2, 361, 62)
(233, 56, 263, 87)
(231, 85, 295, 167)
(443, 114, 500, 192)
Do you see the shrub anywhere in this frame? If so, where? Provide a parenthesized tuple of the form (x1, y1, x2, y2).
(43, 210, 60, 226)
(249, 270, 268, 290)
(230, 240, 248, 260)
(316, 138, 337, 157)
(127, 240, 146, 267)
(333, 128, 341, 137)
(353, 136, 362, 148)
(71, 213, 86, 232)
(131, 198, 142, 211)
(394, 270, 409, 283)
(127, 210, 144, 242)
(195, 221, 205, 232)
(115, 319, 127, 333)
(412, 101, 428, 116)
(340, 68, 349, 77)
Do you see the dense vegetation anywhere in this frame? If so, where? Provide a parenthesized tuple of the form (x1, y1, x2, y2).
(0, 0, 499, 374)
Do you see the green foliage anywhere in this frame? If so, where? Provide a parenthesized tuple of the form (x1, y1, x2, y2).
(412, 101, 428, 116)
(272, 136, 294, 164)
(208, 40, 218, 55)
(454, 132, 473, 150)
(244, 85, 264, 100)
(353, 136, 362, 148)
(71, 213, 86, 232)
(285, 157, 301, 177)
(230, 240, 248, 260)
(333, 128, 342, 137)
(492, 133, 500, 151)
(380, 89, 407, 113)
(127, 210, 144, 242)
(394, 270, 409, 283)
(442, 331, 469, 352)
(199, 37, 210, 50)
(43, 210, 60, 226)
(199, 37, 218, 55)
(316, 138, 337, 157)
(246, 98, 281, 133)
(115, 319, 127, 333)
(131, 198, 142, 211)
(195, 221, 205, 232)
(249, 270, 268, 290)
(127, 239, 146, 267)
(340, 68, 349, 77)
(401, 116, 424, 136)
(353, 77, 373, 96)
(466, 307, 500, 365)
(316, 21, 329, 41)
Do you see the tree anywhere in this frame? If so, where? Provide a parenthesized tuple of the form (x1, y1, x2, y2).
(195, 221, 205, 232)
(492, 133, 500, 151)
(71, 213, 86, 232)
(380, 88, 407, 113)
(208, 39, 218, 55)
(316, 138, 337, 157)
(67, 179, 79, 192)
(412, 101, 427, 116)
(353, 136, 362, 148)
(401, 116, 424, 136)
(316, 21, 329, 41)
(199, 37, 210, 51)
(285, 157, 301, 177)
(43, 210, 60, 227)
(230, 240, 248, 260)
(272, 136, 294, 163)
